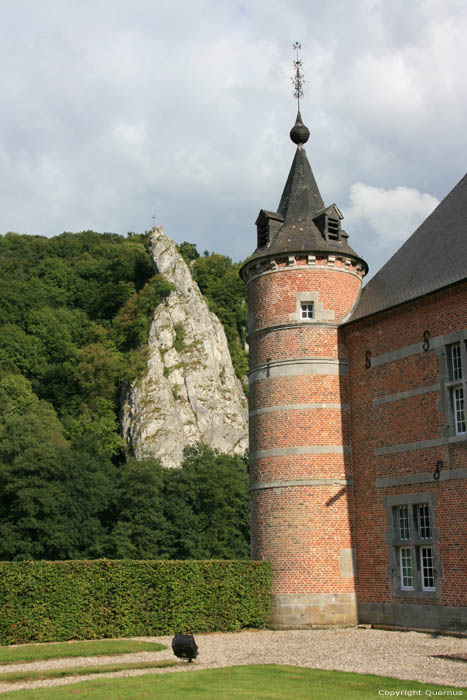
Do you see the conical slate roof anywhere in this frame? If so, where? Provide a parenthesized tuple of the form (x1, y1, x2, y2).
(245, 112, 366, 266)
(349, 172, 467, 322)
(278, 145, 324, 221)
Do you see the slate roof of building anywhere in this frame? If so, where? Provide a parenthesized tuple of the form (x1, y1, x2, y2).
(349, 172, 467, 323)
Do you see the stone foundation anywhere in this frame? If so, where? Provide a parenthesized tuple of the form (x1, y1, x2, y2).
(358, 602, 467, 634)
(268, 592, 358, 629)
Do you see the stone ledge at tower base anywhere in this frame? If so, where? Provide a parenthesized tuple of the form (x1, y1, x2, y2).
(358, 602, 467, 634)
(268, 593, 358, 629)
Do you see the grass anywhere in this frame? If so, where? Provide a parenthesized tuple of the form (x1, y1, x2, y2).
(0, 639, 165, 665)
(0, 659, 177, 684)
(1, 664, 463, 699)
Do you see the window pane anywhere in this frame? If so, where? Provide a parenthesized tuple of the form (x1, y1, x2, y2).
(400, 548, 413, 589)
(453, 387, 466, 433)
(421, 546, 435, 590)
(395, 505, 410, 540)
(449, 342, 463, 380)
(301, 303, 314, 319)
(416, 504, 432, 540)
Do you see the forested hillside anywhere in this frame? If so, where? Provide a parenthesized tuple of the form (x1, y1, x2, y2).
(0, 231, 249, 561)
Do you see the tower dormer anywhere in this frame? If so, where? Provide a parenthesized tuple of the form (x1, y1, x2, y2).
(313, 204, 343, 241)
(255, 210, 284, 250)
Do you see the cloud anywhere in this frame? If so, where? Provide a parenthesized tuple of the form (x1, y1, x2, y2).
(343, 182, 439, 277)
(0, 0, 466, 272)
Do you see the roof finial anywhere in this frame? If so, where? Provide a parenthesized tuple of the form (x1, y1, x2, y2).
(292, 42, 304, 111)
(290, 42, 309, 146)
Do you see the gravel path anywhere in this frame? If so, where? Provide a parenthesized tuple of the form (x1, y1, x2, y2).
(0, 628, 466, 694)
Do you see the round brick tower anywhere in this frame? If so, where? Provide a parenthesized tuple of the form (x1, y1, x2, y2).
(240, 111, 368, 628)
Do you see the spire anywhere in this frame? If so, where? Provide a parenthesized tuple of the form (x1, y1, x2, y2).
(277, 143, 324, 221)
(278, 44, 323, 221)
(241, 43, 367, 270)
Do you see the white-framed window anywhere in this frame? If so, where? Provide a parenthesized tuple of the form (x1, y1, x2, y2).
(416, 503, 432, 540)
(301, 302, 314, 319)
(447, 341, 466, 434)
(386, 495, 439, 596)
(399, 547, 413, 590)
(395, 505, 410, 540)
(420, 547, 435, 590)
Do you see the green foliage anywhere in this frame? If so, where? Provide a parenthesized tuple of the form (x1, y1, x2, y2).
(107, 446, 250, 562)
(0, 232, 250, 564)
(177, 240, 200, 264)
(190, 249, 248, 382)
(0, 431, 250, 561)
(0, 380, 119, 561)
(0, 559, 271, 643)
(109, 458, 166, 560)
(173, 322, 185, 352)
(112, 275, 175, 352)
(161, 445, 250, 560)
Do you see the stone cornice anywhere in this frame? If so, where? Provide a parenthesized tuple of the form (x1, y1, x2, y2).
(240, 251, 365, 284)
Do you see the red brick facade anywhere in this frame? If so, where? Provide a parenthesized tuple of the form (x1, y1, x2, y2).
(245, 251, 467, 630)
(344, 281, 467, 630)
(244, 255, 365, 627)
(242, 115, 467, 631)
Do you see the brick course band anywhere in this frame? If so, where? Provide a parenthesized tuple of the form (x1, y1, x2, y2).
(247, 321, 339, 341)
(249, 402, 349, 417)
(372, 384, 440, 406)
(250, 478, 352, 491)
(374, 433, 467, 455)
(369, 328, 466, 368)
(376, 466, 467, 487)
(250, 445, 351, 459)
(249, 358, 347, 383)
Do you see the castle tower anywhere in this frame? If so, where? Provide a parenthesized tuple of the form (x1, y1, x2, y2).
(240, 106, 368, 628)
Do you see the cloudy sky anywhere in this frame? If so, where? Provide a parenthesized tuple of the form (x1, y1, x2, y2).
(1, 0, 466, 279)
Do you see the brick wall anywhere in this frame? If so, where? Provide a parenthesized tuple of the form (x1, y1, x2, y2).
(344, 281, 467, 615)
(246, 258, 363, 624)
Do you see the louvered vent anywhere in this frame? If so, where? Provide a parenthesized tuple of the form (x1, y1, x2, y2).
(328, 217, 340, 240)
(257, 221, 269, 248)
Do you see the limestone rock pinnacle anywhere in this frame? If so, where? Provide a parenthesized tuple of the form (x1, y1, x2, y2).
(121, 226, 248, 468)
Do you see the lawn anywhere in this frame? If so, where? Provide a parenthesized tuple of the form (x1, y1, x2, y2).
(0, 659, 177, 684)
(2, 664, 463, 699)
(0, 639, 165, 664)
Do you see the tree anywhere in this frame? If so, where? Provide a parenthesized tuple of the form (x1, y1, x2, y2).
(162, 445, 250, 559)
(177, 241, 200, 264)
(0, 375, 118, 560)
(109, 458, 167, 559)
(0, 375, 70, 560)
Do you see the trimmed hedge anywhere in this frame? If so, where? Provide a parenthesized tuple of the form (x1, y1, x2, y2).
(0, 560, 271, 644)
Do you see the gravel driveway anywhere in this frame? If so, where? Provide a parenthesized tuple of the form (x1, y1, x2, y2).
(1, 627, 466, 694)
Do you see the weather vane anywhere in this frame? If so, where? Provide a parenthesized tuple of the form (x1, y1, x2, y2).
(292, 42, 305, 110)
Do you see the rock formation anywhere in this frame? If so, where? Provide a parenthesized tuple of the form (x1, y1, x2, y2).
(121, 227, 248, 468)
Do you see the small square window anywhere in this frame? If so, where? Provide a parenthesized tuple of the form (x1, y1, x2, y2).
(301, 303, 314, 319)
